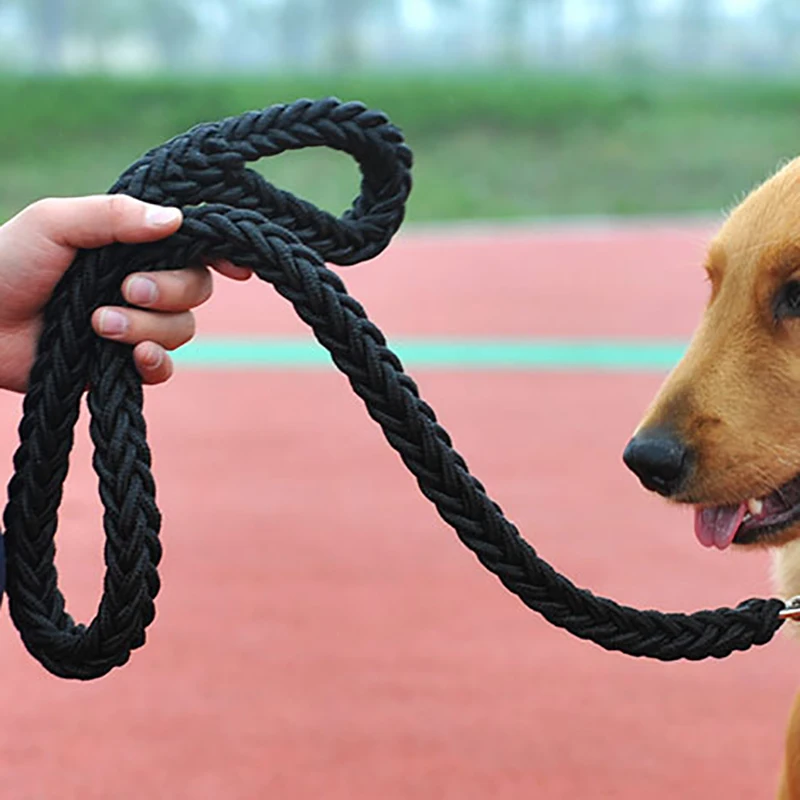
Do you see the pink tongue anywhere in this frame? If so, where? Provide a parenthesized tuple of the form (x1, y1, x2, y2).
(694, 503, 747, 550)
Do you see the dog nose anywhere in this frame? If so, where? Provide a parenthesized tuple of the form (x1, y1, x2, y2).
(622, 429, 690, 497)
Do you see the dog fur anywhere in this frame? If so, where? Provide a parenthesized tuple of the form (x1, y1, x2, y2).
(628, 157, 800, 798)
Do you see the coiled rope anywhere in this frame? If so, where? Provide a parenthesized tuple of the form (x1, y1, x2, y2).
(1, 97, 786, 680)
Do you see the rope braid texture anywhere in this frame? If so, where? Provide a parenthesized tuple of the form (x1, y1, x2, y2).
(1, 97, 786, 680)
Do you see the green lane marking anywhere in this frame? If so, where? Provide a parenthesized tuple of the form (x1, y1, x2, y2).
(171, 337, 687, 371)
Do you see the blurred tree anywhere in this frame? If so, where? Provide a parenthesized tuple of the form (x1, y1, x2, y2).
(497, 0, 529, 65)
(676, 0, 716, 67)
(140, 0, 199, 70)
(614, 0, 646, 67)
(615, 0, 642, 48)
(27, 0, 67, 71)
(25, 0, 200, 70)
(534, 0, 564, 64)
(68, 0, 131, 64)
(326, 0, 366, 69)
(319, 0, 399, 70)
(765, 0, 800, 60)
(276, 0, 320, 68)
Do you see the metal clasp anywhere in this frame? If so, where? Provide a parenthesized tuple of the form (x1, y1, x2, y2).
(780, 596, 800, 620)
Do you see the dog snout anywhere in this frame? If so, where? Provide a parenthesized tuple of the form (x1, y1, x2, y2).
(622, 428, 691, 497)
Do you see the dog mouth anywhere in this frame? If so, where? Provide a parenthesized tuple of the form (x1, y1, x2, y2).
(694, 474, 800, 550)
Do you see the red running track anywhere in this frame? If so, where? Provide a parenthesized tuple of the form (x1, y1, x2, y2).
(0, 221, 793, 799)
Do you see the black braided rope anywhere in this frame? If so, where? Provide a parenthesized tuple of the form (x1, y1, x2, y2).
(1, 97, 785, 680)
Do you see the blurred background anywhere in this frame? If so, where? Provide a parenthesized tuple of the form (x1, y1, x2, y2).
(2, 3, 800, 799)
(0, 0, 799, 224)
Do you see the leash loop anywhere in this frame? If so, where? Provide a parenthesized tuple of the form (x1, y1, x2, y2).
(1, 98, 785, 679)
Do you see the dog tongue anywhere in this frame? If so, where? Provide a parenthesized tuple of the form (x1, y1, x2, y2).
(694, 503, 747, 550)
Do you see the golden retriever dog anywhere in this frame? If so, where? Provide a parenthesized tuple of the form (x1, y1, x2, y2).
(622, 157, 800, 798)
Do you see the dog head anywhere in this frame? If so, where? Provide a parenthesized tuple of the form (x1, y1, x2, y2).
(624, 157, 800, 550)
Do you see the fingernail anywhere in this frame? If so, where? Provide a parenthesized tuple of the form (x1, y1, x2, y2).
(141, 344, 164, 369)
(125, 276, 158, 305)
(98, 309, 128, 336)
(145, 205, 182, 227)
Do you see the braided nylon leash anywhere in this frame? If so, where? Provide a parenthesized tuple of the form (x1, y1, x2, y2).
(1, 98, 787, 680)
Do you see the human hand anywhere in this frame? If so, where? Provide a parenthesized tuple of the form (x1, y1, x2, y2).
(0, 195, 252, 392)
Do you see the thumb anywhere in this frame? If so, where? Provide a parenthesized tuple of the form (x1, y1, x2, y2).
(11, 195, 183, 251)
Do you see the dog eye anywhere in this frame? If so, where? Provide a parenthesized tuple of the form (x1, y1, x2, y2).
(776, 280, 800, 319)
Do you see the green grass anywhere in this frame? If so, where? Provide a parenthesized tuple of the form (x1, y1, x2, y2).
(1, 72, 799, 223)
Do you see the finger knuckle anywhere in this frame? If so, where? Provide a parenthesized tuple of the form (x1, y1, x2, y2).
(198, 271, 214, 304)
(163, 313, 196, 350)
(176, 268, 212, 305)
(106, 194, 136, 229)
(24, 197, 61, 221)
(183, 313, 197, 342)
(173, 313, 197, 349)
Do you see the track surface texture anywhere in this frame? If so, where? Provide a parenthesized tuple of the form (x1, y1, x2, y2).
(0, 221, 791, 799)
